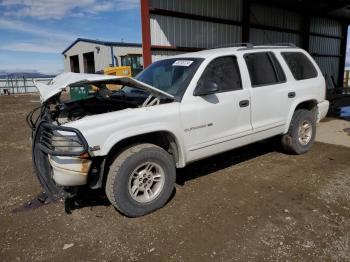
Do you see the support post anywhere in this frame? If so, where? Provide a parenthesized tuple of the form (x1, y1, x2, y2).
(140, 0, 152, 68)
(301, 14, 311, 51)
(242, 0, 251, 43)
(338, 23, 348, 87)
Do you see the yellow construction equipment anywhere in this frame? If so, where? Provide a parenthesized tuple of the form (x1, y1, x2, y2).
(103, 66, 132, 90)
(104, 66, 132, 77)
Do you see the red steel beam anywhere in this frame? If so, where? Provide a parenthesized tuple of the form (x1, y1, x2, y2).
(140, 0, 152, 68)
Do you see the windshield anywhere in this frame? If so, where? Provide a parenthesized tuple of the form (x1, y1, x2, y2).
(128, 58, 203, 97)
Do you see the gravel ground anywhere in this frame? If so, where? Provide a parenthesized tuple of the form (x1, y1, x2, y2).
(0, 94, 349, 261)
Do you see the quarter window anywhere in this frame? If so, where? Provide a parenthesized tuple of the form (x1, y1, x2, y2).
(244, 52, 286, 87)
(198, 56, 242, 92)
(281, 52, 318, 80)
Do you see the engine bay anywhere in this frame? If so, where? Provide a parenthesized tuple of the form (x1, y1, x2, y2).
(46, 86, 173, 125)
(53, 95, 137, 124)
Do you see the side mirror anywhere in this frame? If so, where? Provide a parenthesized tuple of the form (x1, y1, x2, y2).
(194, 80, 219, 96)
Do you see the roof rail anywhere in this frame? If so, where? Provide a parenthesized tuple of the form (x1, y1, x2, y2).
(210, 43, 254, 49)
(257, 43, 297, 48)
(209, 42, 298, 51)
(236, 43, 298, 51)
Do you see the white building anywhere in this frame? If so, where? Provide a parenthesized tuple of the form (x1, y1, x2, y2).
(62, 38, 143, 74)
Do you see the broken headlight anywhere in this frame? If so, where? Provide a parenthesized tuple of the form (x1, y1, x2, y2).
(50, 131, 85, 153)
(38, 122, 89, 156)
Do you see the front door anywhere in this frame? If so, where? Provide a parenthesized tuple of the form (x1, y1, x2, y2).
(180, 56, 252, 161)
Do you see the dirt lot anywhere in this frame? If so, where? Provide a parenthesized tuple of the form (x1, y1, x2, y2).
(1, 94, 350, 261)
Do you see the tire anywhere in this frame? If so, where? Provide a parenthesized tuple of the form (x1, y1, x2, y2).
(281, 109, 316, 154)
(105, 143, 176, 217)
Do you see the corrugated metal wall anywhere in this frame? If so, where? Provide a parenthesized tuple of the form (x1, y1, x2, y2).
(249, 3, 302, 46)
(150, 0, 242, 21)
(150, 15, 241, 48)
(248, 7, 344, 83)
(310, 17, 342, 37)
(250, 4, 302, 31)
(314, 56, 340, 82)
(309, 17, 343, 81)
(249, 28, 302, 46)
(149, 0, 243, 60)
(147, 1, 346, 85)
(149, 1, 305, 51)
(309, 36, 341, 55)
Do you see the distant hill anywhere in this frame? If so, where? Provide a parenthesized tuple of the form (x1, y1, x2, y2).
(0, 71, 56, 79)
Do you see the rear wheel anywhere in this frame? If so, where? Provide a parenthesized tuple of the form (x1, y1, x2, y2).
(281, 109, 316, 154)
(105, 143, 176, 217)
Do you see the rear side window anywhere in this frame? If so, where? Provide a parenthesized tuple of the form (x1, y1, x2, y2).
(244, 52, 286, 87)
(281, 52, 318, 80)
(198, 56, 242, 92)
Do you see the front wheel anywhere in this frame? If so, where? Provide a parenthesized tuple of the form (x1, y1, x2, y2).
(281, 109, 316, 154)
(105, 143, 176, 217)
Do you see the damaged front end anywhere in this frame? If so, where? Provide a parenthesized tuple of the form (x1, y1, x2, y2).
(27, 72, 174, 201)
(27, 106, 68, 200)
(28, 110, 105, 200)
(27, 103, 93, 200)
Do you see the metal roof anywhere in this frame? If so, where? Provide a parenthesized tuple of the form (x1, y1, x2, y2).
(62, 38, 142, 54)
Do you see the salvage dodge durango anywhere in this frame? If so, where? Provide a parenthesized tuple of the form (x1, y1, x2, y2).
(28, 44, 329, 217)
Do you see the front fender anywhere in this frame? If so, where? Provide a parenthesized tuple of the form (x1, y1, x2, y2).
(100, 124, 187, 167)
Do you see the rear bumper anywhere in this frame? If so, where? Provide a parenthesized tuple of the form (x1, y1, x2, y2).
(49, 155, 91, 186)
(317, 100, 329, 122)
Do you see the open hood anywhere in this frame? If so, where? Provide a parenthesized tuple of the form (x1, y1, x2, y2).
(35, 72, 174, 103)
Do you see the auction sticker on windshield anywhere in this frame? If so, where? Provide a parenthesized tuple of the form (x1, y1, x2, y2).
(173, 60, 194, 67)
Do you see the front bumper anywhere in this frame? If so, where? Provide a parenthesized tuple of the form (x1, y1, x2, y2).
(49, 155, 91, 186)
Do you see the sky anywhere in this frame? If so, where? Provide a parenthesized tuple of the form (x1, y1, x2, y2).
(0, 0, 141, 74)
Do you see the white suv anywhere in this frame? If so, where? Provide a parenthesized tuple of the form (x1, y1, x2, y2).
(29, 44, 329, 217)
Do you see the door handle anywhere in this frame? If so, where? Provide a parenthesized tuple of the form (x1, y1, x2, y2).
(288, 92, 296, 98)
(239, 100, 250, 107)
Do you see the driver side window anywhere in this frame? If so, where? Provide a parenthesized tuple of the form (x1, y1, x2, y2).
(198, 56, 242, 93)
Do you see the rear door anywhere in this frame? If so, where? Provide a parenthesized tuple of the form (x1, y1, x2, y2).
(244, 51, 293, 132)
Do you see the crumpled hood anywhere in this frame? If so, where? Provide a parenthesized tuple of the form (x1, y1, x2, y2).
(35, 72, 174, 103)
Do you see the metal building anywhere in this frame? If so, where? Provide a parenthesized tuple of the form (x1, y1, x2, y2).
(140, 0, 350, 86)
(62, 38, 143, 74)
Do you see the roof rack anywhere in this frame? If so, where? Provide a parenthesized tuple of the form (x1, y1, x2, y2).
(210, 43, 254, 49)
(257, 43, 297, 48)
(209, 43, 298, 51)
(236, 43, 298, 51)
